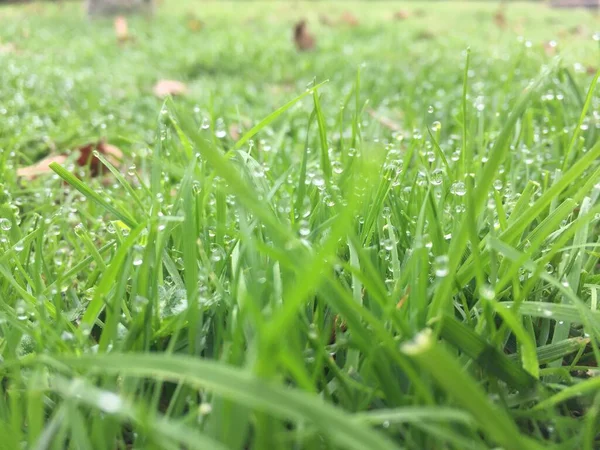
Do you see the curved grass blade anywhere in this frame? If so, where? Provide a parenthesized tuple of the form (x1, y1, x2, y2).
(233, 81, 329, 151)
(44, 353, 400, 450)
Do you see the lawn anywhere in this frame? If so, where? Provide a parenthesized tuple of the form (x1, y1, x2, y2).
(0, 1, 599, 449)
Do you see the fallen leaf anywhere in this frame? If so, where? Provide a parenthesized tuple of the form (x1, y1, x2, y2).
(394, 10, 410, 20)
(229, 124, 241, 141)
(568, 24, 587, 36)
(17, 154, 68, 180)
(544, 40, 558, 56)
(415, 30, 435, 40)
(114, 16, 129, 43)
(293, 19, 315, 52)
(494, 8, 506, 29)
(77, 141, 123, 177)
(186, 13, 203, 32)
(368, 109, 402, 131)
(319, 14, 334, 26)
(153, 79, 187, 98)
(340, 11, 359, 26)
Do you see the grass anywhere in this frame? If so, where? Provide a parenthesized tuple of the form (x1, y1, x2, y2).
(0, 1, 600, 449)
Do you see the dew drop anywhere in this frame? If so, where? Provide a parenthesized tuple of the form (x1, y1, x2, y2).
(97, 391, 123, 414)
(0, 218, 11, 231)
(434, 255, 449, 277)
(450, 181, 466, 196)
(430, 168, 444, 186)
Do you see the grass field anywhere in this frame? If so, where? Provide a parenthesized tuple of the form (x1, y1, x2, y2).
(1, 1, 600, 449)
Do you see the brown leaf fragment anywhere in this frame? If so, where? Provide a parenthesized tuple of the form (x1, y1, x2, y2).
(17, 154, 68, 180)
(340, 11, 359, 26)
(544, 40, 558, 56)
(186, 13, 203, 32)
(153, 79, 188, 98)
(114, 16, 129, 43)
(229, 124, 241, 141)
(494, 8, 507, 29)
(76, 141, 123, 177)
(294, 19, 315, 51)
(319, 14, 334, 26)
(394, 10, 410, 21)
(368, 109, 402, 132)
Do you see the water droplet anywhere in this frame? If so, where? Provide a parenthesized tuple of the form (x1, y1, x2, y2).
(132, 245, 144, 266)
(493, 180, 503, 191)
(381, 238, 394, 251)
(427, 106, 434, 114)
(430, 168, 444, 186)
(0, 218, 11, 231)
(74, 223, 85, 236)
(434, 255, 449, 277)
(15, 300, 28, 320)
(312, 175, 325, 188)
(53, 247, 68, 266)
(132, 295, 149, 313)
(209, 244, 225, 263)
(61, 331, 75, 342)
(127, 164, 137, 176)
(479, 284, 495, 300)
(298, 220, 311, 237)
(450, 182, 466, 197)
(214, 118, 227, 138)
(199, 403, 212, 415)
(97, 391, 123, 414)
(543, 309, 553, 317)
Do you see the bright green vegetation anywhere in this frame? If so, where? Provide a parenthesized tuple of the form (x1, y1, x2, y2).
(1, 1, 600, 449)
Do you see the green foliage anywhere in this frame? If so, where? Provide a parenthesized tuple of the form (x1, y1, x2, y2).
(0, 1, 599, 449)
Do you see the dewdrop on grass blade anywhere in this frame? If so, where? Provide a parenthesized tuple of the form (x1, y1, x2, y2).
(0, 218, 11, 231)
(401, 329, 434, 355)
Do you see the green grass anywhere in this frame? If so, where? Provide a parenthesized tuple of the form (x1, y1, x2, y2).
(1, 1, 600, 449)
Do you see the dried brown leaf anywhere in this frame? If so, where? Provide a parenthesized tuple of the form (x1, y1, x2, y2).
(114, 16, 129, 43)
(153, 79, 188, 98)
(340, 11, 359, 27)
(394, 10, 410, 21)
(187, 13, 203, 32)
(17, 154, 68, 180)
(319, 14, 334, 26)
(544, 40, 558, 56)
(368, 109, 402, 132)
(77, 141, 123, 177)
(229, 124, 241, 141)
(415, 30, 435, 41)
(494, 8, 507, 29)
(294, 20, 315, 51)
